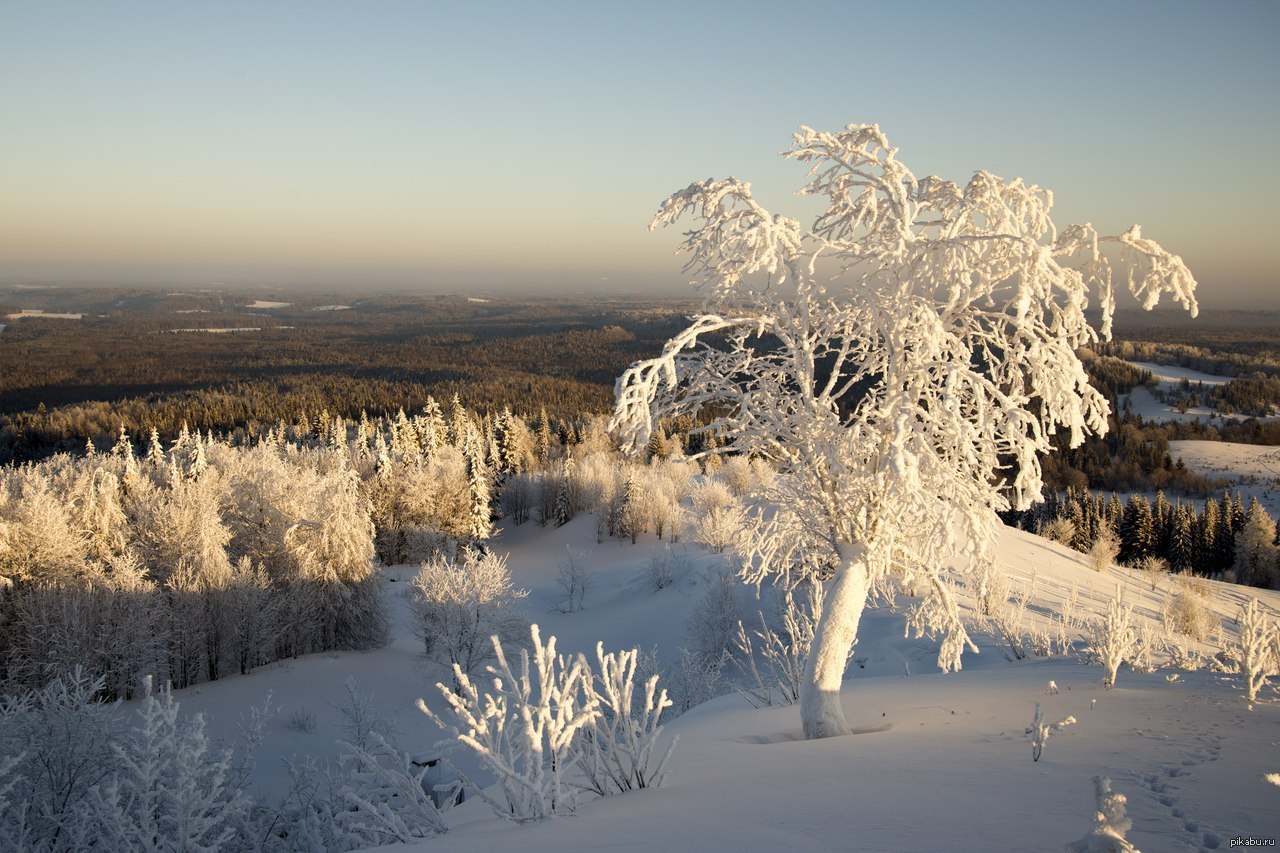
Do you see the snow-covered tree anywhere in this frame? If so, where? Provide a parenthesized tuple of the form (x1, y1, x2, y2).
(1234, 499, 1278, 588)
(613, 123, 1196, 738)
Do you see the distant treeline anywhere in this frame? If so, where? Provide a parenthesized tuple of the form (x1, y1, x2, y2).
(0, 293, 694, 464)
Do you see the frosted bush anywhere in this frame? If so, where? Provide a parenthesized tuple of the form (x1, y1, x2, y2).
(1134, 555, 1168, 592)
(691, 498, 745, 554)
(556, 545, 594, 612)
(973, 561, 1010, 617)
(1089, 528, 1120, 573)
(734, 583, 822, 707)
(86, 677, 254, 852)
(1233, 598, 1279, 706)
(1162, 574, 1217, 642)
(647, 546, 685, 591)
(687, 568, 744, 661)
(1086, 589, 1137, 689)
(1040, 517, 1078, 548)
(426, 634, 594, 822)
(577, 644, 678, 795)
(409, 549, 529, 691)
(719, 456, 756, 496)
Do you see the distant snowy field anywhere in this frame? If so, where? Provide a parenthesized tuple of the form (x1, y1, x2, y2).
(1119, 361, 1276, 425)
(1130, 362, 1230, 388)
(170, 518, 1280, 853)
(1170, 440, 1280, 516)
(245, 300, 292, 309)
(5, 309, 84, 320)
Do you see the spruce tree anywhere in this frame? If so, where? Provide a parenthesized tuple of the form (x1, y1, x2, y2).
(464, 422, 493, 543)
(1119, 495, 1154, 564)
(1169, 504, 1197, 573)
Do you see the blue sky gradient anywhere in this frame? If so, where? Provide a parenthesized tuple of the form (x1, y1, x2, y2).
(2, 0, 1277, 306)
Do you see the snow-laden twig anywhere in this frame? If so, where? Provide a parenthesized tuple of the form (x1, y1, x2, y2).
(1027, 702, 1076, 762)
(1065, 776, 1140, 852)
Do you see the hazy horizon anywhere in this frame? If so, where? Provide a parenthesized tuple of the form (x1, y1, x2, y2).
(3, 1, 1278, 309)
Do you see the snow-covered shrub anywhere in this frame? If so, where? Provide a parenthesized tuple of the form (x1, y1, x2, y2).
(288, 706, 319, 733)
(577, 644, 677, 796)
(335, 732, 448, 842)
(556, 545, 594, 613)
(409, 549, 529, 691)
(1233, 598, 1279, 706)
(331, 677, 395, 754)
(1026, 702, 1076, 761)
(1065, 776, 1140, 852)
(0, 667, 121, 845)
(734, 583, 821, 707)
(1088, 528, 1120, 573)
(1129, 623, 1160, 675)
(1134, 555, 1168, 592)
(647, 546, 685, 591)
(1162, 574, 1217, 642)
(719, 456, 755, 496)
(689, 483, 745, 553)
(86, 676, 254, 852)
(973, 561, 1010, 617)
(1164, 634, 1206, 671)
(1086, 589, 1137, 689)
(664, 648, 730, 717)
(687, 567, 745, 662)
(421, 625, 598, 822)
(1040, 517, 1078, 548)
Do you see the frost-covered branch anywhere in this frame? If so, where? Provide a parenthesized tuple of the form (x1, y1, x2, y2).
(1026, 702, 1076, 762)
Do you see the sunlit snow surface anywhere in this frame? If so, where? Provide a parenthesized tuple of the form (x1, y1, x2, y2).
(171, 520, 1279, 853)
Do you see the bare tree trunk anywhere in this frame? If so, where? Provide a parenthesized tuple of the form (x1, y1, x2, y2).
(800, 541, 869, 739)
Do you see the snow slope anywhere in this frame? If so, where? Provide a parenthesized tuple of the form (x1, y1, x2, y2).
(174, 519, 1280, 853)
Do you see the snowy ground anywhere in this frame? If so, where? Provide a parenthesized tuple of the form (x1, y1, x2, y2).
(173, 518, 1280, 853)
(1169, 440, 1280, 516)
(246, 300, 293, 309)
(163, 327, 265, 334)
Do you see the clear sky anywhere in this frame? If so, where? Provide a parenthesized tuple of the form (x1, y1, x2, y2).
(2, 0, 1277, 306)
